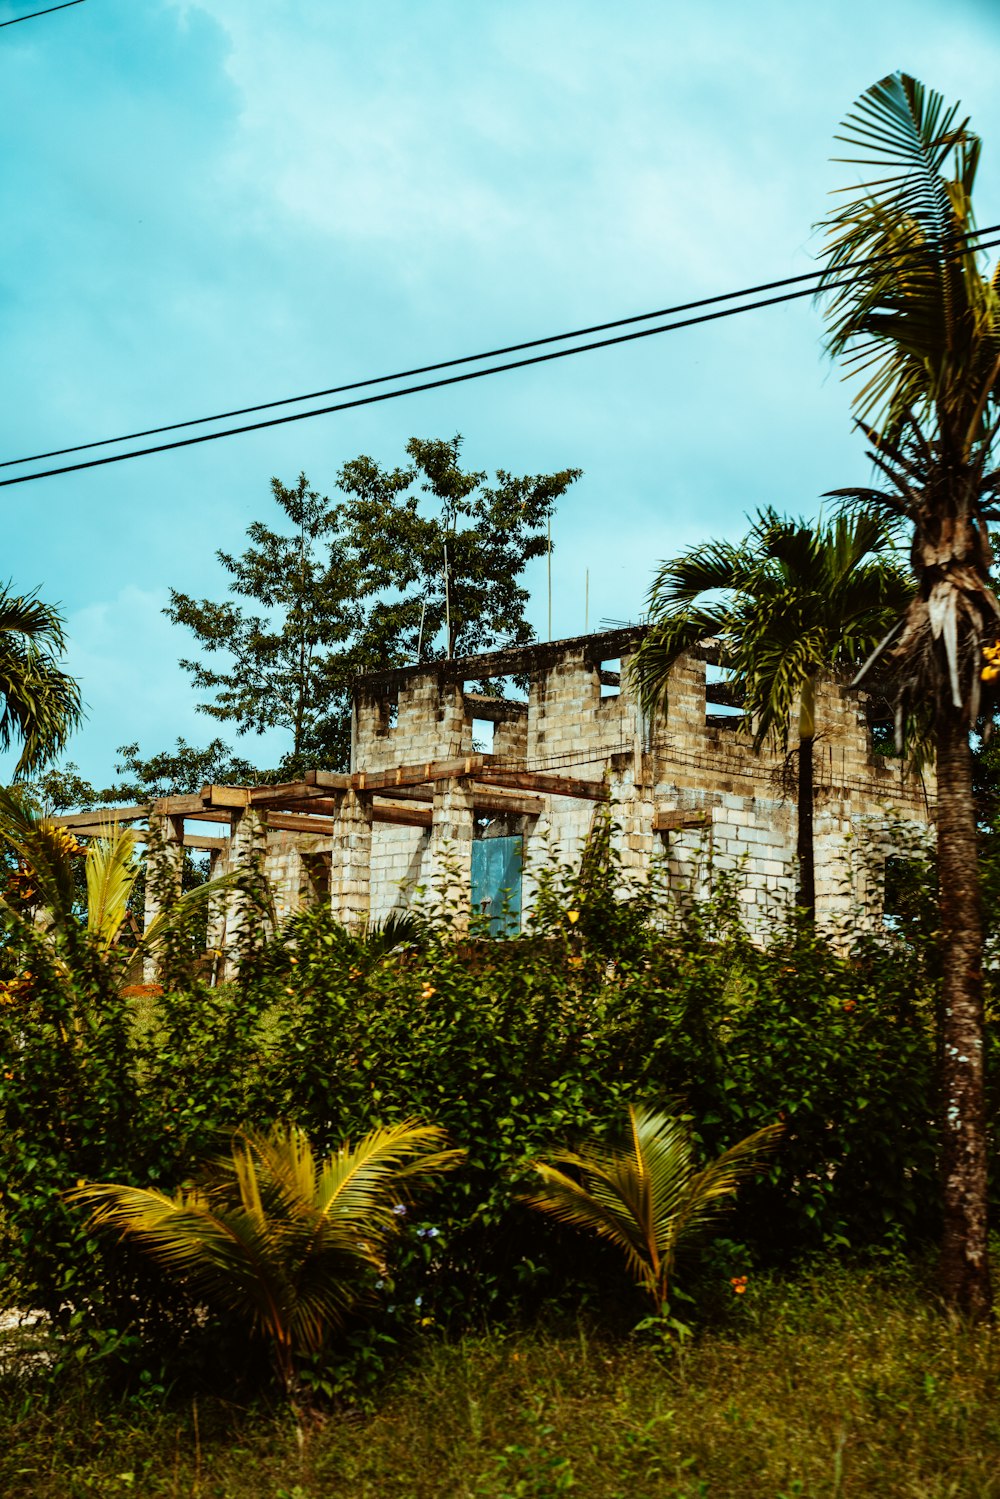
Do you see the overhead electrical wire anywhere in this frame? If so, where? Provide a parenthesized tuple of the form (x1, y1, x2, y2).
(3, 225, 1000, 488)
(0, 0, 86, 27)
(7, 223, 998, 472)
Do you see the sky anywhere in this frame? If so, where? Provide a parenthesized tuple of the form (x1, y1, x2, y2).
(2, 0, 1000, 784)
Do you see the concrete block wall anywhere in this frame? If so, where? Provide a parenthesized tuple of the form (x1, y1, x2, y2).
(369, 822, 430, 922)
(236, 630, 933, 943)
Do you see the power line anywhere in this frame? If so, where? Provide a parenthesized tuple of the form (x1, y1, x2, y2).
(0, 0, 85, 27)
(5, 222, 998, 473)
(4, 229, 1000, 489)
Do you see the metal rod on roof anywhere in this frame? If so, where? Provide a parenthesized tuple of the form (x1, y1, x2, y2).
(443, 542, 451, 659)
(547, 514, 552, 642)
(585, 568, 589, 633)
(414, 597, 427, 665)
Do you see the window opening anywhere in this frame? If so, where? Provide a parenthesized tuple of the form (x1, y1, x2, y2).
(471, 716, 494, 753)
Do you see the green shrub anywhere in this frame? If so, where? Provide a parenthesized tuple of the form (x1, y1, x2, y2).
(0, 817, 990, 1378)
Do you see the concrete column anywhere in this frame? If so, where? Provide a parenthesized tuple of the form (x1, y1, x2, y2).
(329, 791, 373, 932)
(425, 777, 475, 929)
(143, 813, 184, 981)
(612, 770, 656, 883)
(221, 807, 269, 979)
(204, 842, 229, 985)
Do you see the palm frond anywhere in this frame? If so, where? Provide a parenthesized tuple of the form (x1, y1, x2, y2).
(85, 820, 142, 951)
(68, 1120, 464, 1378)
(0, 787, 79, 931)
(521, 1105, 782, 1316)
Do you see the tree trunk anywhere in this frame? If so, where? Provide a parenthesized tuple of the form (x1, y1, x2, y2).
(936, 708, 993, 1319)
(797, 734, 816, 921)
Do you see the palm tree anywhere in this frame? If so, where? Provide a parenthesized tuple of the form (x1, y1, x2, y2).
(818, 72, 1000, 1318)
(68, 1119, 464, 1398)
(0, 586, 81, 778)
(520, 1105, 781, 1321)
(629, 507, 912, 919)
(0, 789, 230, 976)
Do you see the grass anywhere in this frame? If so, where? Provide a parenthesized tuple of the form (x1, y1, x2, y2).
(2, 1262, 999, 1498)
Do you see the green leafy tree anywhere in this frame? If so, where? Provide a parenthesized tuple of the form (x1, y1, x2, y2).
(818, 73, 1000, 1317)
(68, 1120, 464, 1399)
(520, 1105, 782, 1322)
(336, 435, 579, 669)
(165, 439, 580, 776)
(0, 585, 81, 778)
(629, 507, 912, 918)
(166, 473, 363, 775)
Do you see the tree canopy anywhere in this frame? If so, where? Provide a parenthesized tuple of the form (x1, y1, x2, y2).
(165, 437, 580, 777)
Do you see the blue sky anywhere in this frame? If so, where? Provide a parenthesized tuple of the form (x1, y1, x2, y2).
(3, 0, 1000, 783)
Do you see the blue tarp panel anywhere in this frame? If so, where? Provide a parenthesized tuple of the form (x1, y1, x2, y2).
(470, 835, 522, 936)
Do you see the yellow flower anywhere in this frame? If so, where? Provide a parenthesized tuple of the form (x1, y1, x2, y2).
(567, 910, 580, 924)
(421, 984, 436, 999)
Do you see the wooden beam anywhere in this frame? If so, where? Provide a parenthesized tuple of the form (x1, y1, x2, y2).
(472, 788, 544, 817)
(151, 793, 213, 816)
(50, 804, 150, 829)
(175, 808, 234, 825)
(372, 803, 433, 829)
(347, 755, 487, 793)
(653, 809, 711, 833)
(182, 832, 231, 852)
(475, 768, 609, 801)
(261, 812, 336, 836)
(273, 796, 343, 815)
(250, 781, 341, 807)
(367, 783, 543, 818)
(200, 784, 251, 809)
(462, 691, 528, 723)
(304, 769, 350, 790)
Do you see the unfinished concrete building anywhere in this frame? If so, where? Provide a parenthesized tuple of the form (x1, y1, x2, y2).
(54, 627, 930, 965)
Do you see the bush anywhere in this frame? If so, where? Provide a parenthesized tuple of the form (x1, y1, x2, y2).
(0, 817, 990, 1382)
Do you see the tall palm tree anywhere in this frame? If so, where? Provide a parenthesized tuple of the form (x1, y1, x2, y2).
(0, 586, 81, 778)
(818, 72, 1000, 1318)
(629, 507, 912, 919)
(520, 1105, 781, 1320)
(68, 1120, 464, 1398)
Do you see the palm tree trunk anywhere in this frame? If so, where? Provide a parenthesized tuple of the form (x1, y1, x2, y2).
(797, 734, 816, 921)
(936, 708, 992, 1319)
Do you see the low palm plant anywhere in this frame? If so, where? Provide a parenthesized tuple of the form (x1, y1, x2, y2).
(0, 788, 231, 979)
(520, 1105, 782, 1320)
(67, 1120, 464, 1395)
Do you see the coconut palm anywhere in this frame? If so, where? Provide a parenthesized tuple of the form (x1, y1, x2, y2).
(818, 72, 1000, 1317)
(0, 586, 81, 778)
(520, 1105, 781, 1320)
(68, 1120, 464, 1396)
(629, 507, 912, 919)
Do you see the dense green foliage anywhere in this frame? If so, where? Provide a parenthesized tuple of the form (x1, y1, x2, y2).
(2, 820, 993, 1398)
(163, 438, 580, 776)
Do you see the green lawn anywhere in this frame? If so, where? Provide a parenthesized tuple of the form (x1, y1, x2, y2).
(3, 1263, 999, 1498)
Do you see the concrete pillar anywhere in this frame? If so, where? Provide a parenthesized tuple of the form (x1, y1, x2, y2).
(329, 791, 373, 932)
(221, 807, 269, 979)
(612, 770, 656, 883)
(425, 777, 475, 928)
(143, 813, 184, 981)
